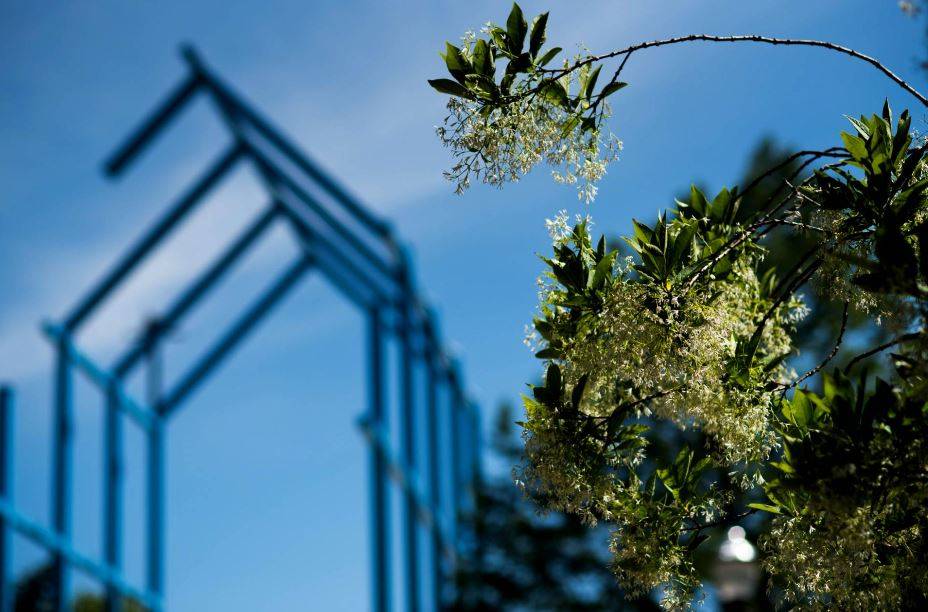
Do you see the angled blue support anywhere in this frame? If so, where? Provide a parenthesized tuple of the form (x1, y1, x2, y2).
(159, 255, 313, 416)
(113, 204, 280, 377)
(42, 323, 155, 430)
(247, 145, 397, 282)
(179, 46, 394, 242)
(0, 46, 481, 612)
(277, 199, 395, 306)
(104, 73, 202, 177)
(64, 143, 244, 333)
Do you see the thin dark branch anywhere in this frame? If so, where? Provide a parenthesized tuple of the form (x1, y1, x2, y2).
(535, 34, 928, 109)
(845, 331, 924, 371)
(682, 508, 757, 532)
(788, 302, 850, 388)
(584, 387, 678, 440)
(739, 147, 845, 202)
(752, 255, 824, 351)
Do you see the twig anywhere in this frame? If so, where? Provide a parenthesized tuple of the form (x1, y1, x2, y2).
(534, 34, 928, 109)
(682, 508, 758, 532)
(788, 302, 850, 388)
(845, 331, 923, 371)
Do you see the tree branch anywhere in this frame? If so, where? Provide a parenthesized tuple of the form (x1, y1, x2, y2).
(787, 302, 850, 388)
(540, 34, 928, 109)
(845, 331, 924, 371)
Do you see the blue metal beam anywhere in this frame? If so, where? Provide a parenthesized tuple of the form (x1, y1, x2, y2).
(158, 255, 313, 416)
(42, 323, 155, 430)
(112, 204, 280, 377)
(277, 200, 392, 306)
(425, 360, 442, 611)
(180, 46, 395, 242)
(246, 145, 398, 283)
(397, 263, 420, 612)
(64, 143, 244, 332)
(104, 73, 202, 177)
(0, 499, 161, 610)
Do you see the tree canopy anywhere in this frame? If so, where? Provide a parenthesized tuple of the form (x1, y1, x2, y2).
(432, 4, 928, 609)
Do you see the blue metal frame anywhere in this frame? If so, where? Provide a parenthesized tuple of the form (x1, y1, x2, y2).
(0, 46, 480, 612)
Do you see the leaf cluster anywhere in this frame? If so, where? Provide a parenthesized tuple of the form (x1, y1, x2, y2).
(429, 3, 626, 134)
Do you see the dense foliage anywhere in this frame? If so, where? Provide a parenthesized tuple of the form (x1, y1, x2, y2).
(454, 404, 661, 611)
(432, 5, 928, 609)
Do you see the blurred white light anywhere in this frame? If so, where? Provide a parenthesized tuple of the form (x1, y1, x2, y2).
(719, 525, 757, 563)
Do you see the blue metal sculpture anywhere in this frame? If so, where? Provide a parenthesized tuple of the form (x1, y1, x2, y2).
(0, 46, 481, 612)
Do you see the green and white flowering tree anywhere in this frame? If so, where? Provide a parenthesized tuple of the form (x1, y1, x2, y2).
(431, 5, 928, 610)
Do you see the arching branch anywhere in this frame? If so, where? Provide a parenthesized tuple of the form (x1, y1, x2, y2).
(540, 34, 928, 109)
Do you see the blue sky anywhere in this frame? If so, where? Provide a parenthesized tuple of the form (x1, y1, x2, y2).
(1, 1, 925, 610)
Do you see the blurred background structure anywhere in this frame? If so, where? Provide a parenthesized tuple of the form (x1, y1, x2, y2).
(0, 48, 480, 611)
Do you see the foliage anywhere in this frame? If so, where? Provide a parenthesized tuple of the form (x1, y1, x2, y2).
(431, 6, 928, 610)
(429, 4, 622, 202)
(453, 404, 661, 611)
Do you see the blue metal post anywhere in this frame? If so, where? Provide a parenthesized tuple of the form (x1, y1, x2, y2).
(145, 329, 165, 611)
(0, 387, 13, 612)
(51, 336, 72, 612)
(104, 382, 124, 612)
(448, 368, 462, 556)
(425, 365, 442, 611)
(398, 262, 419, 612)
(367, 309, 390, 612)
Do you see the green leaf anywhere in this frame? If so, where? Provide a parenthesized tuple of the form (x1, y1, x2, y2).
(427, 78, 473, 99)
(689, 185, 709, 217)
(631, 219, 654, 246)
(442, 42, 471, 84)
(840, 131, 868, 161)
(488, 27, 510, 56)
(542, 81, 569, 109)
(747, 502, 782, 515)
(581, 65, 602, 101)
(571, 374, 588, 409)
(546, 363, 562, 398)
(534, 347, 562, 359)
(599, 81, 627, 99)
(590, 250, 618, 290)
(472, 39, 494, 77)
(506, 3, 528, 54)
(529, 12, 548, 57)
(536, 46, 562, 67)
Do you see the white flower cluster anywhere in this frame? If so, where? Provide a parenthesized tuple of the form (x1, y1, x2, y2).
(762, 507, 923, 609)
(562, 259, 797, 464)
(435, 73, 621, 202)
